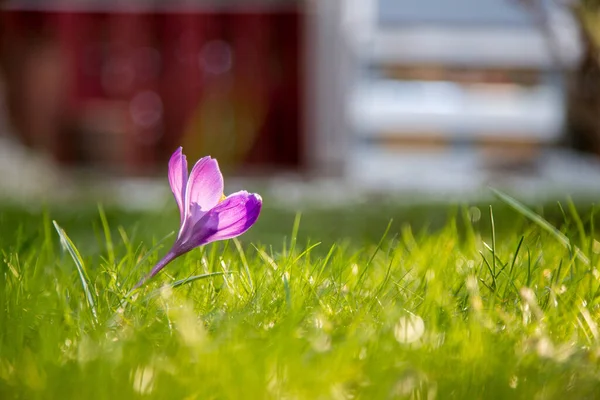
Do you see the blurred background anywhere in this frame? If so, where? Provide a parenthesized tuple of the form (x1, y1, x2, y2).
(1, 0, 600, 208)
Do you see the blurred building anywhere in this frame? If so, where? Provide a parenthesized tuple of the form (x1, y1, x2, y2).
(314, 0, 584, 192)
(0, 0, 304, 176)
(1, 0, 598, 200)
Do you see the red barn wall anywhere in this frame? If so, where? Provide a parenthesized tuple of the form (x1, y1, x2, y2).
(0, 7, 304, 176)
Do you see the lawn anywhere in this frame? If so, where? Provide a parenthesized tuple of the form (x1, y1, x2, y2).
(1, 193, 600, 399)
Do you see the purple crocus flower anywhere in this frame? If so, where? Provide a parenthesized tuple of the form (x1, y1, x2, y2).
(135, 147, 262, 288)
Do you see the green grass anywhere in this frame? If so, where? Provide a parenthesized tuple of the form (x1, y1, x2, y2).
(1, 195, 600, 399)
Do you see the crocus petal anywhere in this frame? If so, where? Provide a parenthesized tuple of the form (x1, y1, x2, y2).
(183, 156, 224, 226)
(168, 147, 188, 225)
(189, 190, 262, 247)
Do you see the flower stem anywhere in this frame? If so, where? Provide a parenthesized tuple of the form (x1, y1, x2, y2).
(133, 250, 178, 289)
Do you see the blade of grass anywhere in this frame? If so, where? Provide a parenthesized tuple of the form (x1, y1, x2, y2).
(460, 205, 477, 246)
(589, 206, 597, 268)
(568, 199, 588, 252)
(118, 226, 132, 255)
(500, 236, 525, 299)
(169, 271, 230, 289)
(42, 206, 54, 260)
(527, 247, 532, 287)
(557, 202, 570, 233)
(482, 242, 508, 277)
(98, 204, 115, 267)
(233, 238, 254, 293)
(479, 252, 497, 291)
(356, 219, 394, 289)
(314, 243, 336, 280)
(124, 231, 175, 285)
(491, 188, 590, 266)
(282, 272, 292, 311)
(119, 272, 232, 310)
(254, 246, 280, 271)
(508, 236, 524, 278)
(489, 206, 497, 278)
(53, 220, 98, 323)
(289, 212, 302, 258)
(368, 253, 396, 311)
(292, 242, 321, 265)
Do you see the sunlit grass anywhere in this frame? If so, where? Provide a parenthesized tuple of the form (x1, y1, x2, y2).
(1, 195, 600, 399)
